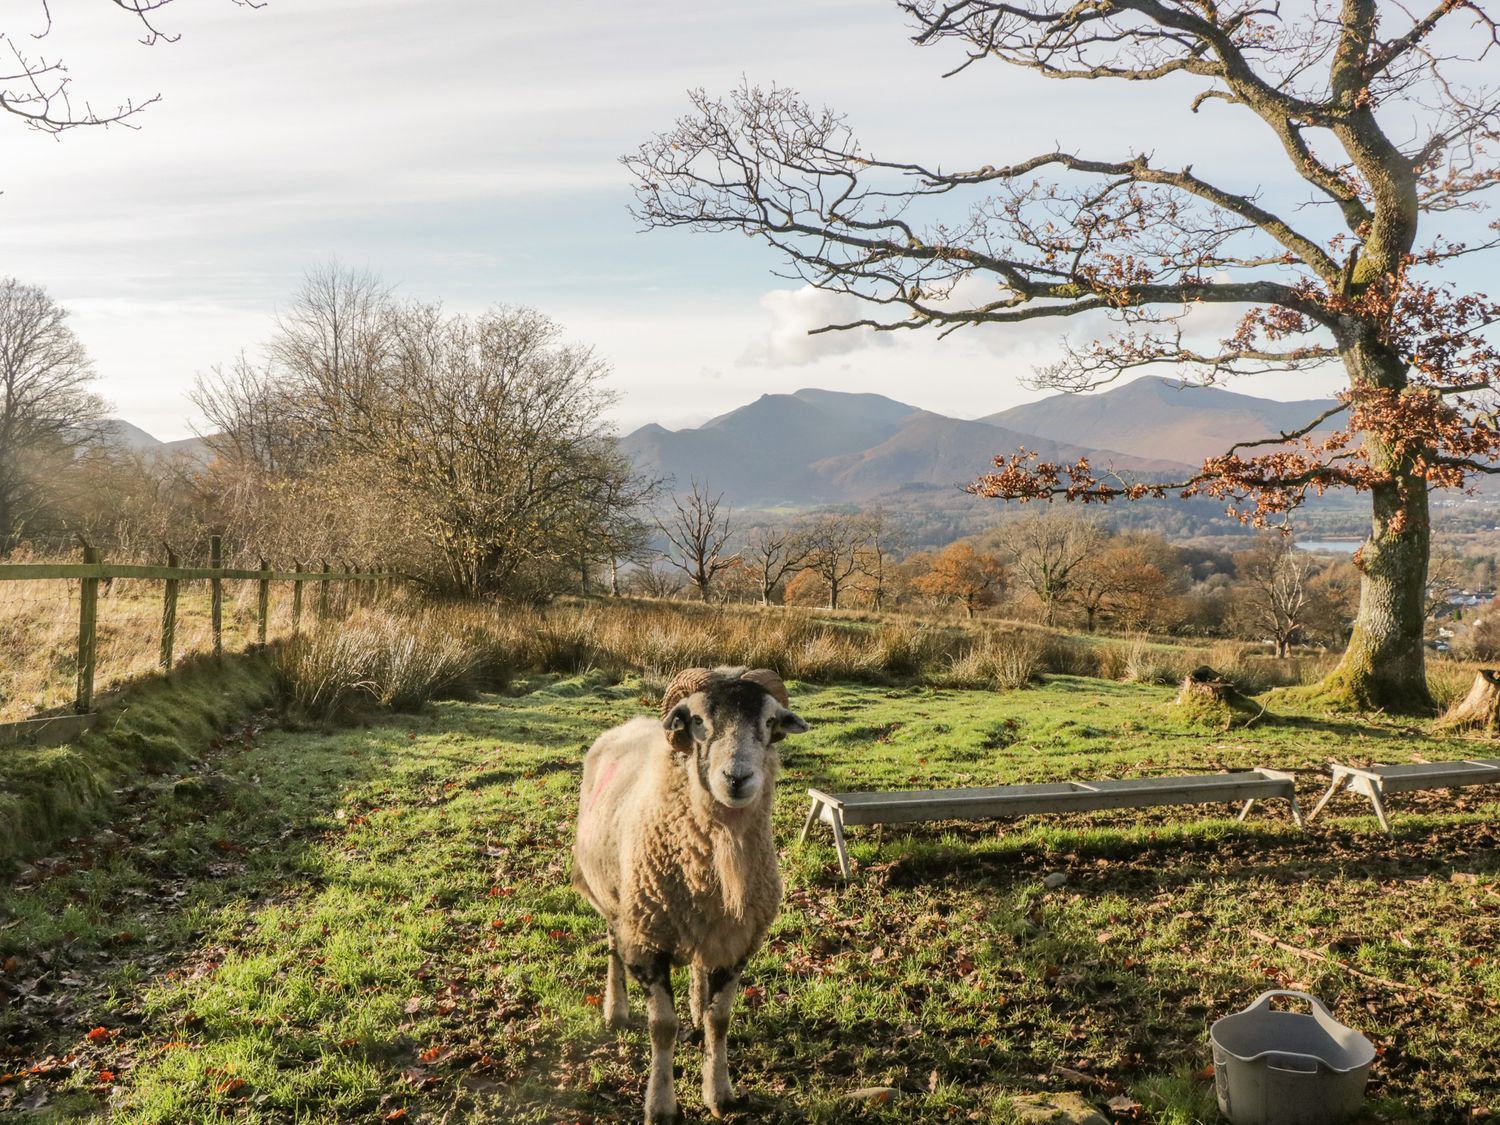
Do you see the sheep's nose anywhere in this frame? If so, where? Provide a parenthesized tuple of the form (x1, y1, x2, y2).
(724, 770, 755, 795)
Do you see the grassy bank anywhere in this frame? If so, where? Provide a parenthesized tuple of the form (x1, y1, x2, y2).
(0, 652, 280, 865)
(0, 672, 1494, 1122)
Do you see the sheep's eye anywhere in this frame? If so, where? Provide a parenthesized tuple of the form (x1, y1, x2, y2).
(691, 715, 705, 729)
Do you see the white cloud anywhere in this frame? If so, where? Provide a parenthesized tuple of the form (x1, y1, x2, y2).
(739, 286, 898, 366)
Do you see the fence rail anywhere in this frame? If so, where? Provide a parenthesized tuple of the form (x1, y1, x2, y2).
(0, 534, 398, 742)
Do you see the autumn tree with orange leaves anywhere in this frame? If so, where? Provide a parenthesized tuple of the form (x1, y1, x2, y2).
(913, 541, 1008, 618)
(628, 0, 1500, 713)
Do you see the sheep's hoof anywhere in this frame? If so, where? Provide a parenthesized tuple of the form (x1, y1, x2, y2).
(704, 1086, 740, 1118)
(604, 1010, 631, 1031)
(643, 1106, 680, 1125)
(706, 1096, 741, 1119)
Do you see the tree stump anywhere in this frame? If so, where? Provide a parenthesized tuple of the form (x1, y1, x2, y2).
(1437, 669, 1500, 732)
(1176, 665, 1236, 705)
(1173, 666, 1264, 728)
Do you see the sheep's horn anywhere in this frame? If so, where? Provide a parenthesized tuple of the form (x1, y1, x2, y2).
(739, 668, 790, 708)
(661, 667, 717, 718)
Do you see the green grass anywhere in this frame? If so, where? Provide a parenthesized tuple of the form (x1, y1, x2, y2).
(0, 673, 1495, 1122)
(0, 652, 281, 864)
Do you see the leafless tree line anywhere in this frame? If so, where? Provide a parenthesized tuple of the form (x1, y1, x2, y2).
(0, 267, 660, 598)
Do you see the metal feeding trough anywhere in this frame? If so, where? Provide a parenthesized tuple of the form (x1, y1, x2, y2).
(1209, 990, 1376, 1125)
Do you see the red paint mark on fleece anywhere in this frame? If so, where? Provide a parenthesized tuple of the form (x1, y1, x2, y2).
(581, 760, 621, 838)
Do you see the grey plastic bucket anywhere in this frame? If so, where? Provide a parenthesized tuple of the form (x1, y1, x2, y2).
(1209, 990, 1375, 1125)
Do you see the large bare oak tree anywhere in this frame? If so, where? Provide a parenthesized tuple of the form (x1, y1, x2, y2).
(2, 0, 260, 134)
(627, 0, 1500, 713)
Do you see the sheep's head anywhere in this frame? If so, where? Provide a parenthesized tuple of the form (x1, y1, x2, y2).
(660, 667, 809, 808)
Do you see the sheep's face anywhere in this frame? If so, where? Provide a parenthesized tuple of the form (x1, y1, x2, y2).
(663, 681, 809, 808)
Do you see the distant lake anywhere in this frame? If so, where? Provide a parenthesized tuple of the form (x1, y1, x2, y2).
(1298, 538, 1362, 554)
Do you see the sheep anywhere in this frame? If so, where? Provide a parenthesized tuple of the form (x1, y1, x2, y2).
(570, 666, 809, 1123)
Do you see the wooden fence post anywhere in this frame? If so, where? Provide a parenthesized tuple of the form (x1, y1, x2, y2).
(291, 560, 304, 635)
(257, 557, 271, 645)
(344, 562, 354, 614)
(160, 545, 179, 671)
(210, 534, 223, 659)
(76, 542, 101, 714)
(318, 559, 330, 621)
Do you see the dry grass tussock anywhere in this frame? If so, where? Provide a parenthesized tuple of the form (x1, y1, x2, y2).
(9, 576, 1458, 721)
(275, 598, 1354, 713)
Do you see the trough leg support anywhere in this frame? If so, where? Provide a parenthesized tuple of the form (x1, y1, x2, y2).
(1236, 798, 1255, 822)
(799, 799, 823, 844)
(1287, 792, 1306, 829)
(1361, 780, 1394, 837)
(1307, 771, 1350, 823)
(827, 808, 852, 880)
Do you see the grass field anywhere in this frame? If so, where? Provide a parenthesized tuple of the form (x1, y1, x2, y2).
(0, 577, 299, 724)
(0, 672, 1495, 1123)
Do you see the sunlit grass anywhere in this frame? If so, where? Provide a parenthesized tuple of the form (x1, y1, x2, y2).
(1, 672, 1494, 1121)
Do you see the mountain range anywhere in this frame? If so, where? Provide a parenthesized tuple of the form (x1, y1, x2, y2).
(620, 376, 1342, 507)
(105, 375, 1347, 511)
(98, 420, 212, 462)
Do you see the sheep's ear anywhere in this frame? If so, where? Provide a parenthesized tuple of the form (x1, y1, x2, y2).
(771, 709, 809, 742)
(662, 703, 694, 758)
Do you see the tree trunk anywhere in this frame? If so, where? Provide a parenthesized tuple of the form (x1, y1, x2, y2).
(609, 556, 620, 597)
(1319, 468, 1434, 713)
(1275, 636, 1288, 659)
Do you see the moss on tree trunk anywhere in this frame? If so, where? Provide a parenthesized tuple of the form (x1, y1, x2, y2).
(1317, 467, 1434, 714)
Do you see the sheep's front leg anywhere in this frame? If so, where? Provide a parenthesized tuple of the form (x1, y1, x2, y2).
(701, 963, 743, 1117)
(604, 930, 629, 1029)
(629, 952, 678, 1124)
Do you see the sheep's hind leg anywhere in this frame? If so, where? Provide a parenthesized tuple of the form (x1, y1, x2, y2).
(701, 963, 744, 1118)
(688, 963, 709, 1029)
(604, 930, 629, 1029)
(629, 952, 678, 1124)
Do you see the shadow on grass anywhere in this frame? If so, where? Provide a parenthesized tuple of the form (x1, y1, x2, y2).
(0, 685, 428, 1117)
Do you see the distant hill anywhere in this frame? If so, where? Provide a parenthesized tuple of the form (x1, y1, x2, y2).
(620, 388, 925, 506)
(982, 375, 1343, 468)
(812, 411, 1189, 500)
(99, 420, 213, 463)
(621, 384, 1218, 507)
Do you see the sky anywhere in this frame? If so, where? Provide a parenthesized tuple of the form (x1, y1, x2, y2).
(0, 0, 1487, 440)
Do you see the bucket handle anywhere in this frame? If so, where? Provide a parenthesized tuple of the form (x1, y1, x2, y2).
(1236, 989, 1367, 1061)
(1262, 1050, 1328, 1075)
(1239, 989, 1336, 1021)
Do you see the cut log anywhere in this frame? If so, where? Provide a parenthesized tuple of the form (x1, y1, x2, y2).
(1437, 669, 1500, 732)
